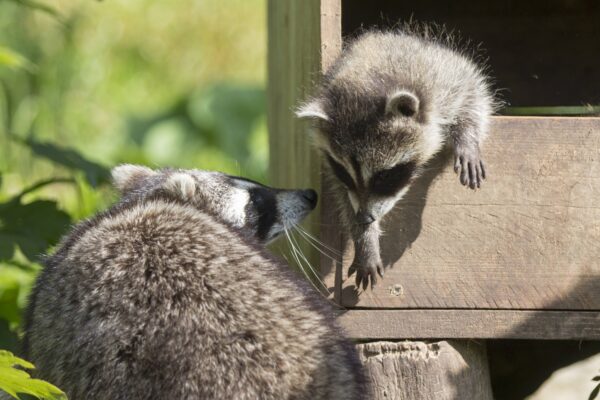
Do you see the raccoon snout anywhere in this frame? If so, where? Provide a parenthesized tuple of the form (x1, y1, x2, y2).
(356, 210, 375, 225)
(300, 189, 318, 209)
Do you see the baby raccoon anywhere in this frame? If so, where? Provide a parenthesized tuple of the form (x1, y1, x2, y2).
(298, 26, 497, 289)
(22, 165, 366, 400)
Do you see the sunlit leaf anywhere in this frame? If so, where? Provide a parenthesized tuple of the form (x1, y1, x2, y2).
(20, 138, 110, 187)
(0, 350, 66, 399)
(0, 47, 37, 73)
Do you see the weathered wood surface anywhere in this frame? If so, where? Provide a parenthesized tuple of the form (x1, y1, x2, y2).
(338, 309, 600, 340)
(317, 0, 343, 300)
(267, 0, 342, 293)
(357, 340, 493, 400)
(340, 116, 600, 311)
(267, 0, 333, 279)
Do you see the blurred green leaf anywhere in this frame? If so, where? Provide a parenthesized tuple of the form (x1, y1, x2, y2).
(0, 263, 36, 326)
(0, 199, 71, 262)
(188, 84, 265, 162)
(0, 320, 19, 354)
(0, 350, 66, 400)
(8, 0, 62, 20)
(20, 138, 110, 187)
(0, 47, 37, 73)
(142, 118, 189, 165)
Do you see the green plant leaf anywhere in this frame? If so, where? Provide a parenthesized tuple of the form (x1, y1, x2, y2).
(0, 199, 71, 262)
(187, 84, 265, 162)
(20, 138, 110, 187)
(0, 263, 37, 325)
(0, 350, 66, 399)
(594, 376, 600, 382)
(8, 0, 62, 20)
(0, 47, 37, 73)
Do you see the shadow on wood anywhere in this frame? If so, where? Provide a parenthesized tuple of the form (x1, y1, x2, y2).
(340, 150, 449, 306)
(487, 275, 600, 400)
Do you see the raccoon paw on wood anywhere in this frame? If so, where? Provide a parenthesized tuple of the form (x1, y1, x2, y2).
(348, 252, 384, 290)
(453, 143, 486, 190)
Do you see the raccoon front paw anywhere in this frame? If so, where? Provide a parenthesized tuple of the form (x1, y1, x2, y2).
(348, 258, 384, 291)
(453, 145, 486, 189)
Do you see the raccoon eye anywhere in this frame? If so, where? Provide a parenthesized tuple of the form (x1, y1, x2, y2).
(369, 162, 416, 196)
(326, 154, 356, 191)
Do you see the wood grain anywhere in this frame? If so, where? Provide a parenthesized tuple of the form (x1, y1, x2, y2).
(338, 309, 600, 340)
(339, 117, 600, 310)
(267, 0, 324, 283)
(267, 0, 342, 295)
(317, 0, 343, 299)
(357, 340, 493, 400)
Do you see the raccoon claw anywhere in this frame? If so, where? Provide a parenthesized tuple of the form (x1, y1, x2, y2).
(350, 260, 384, 291)
(454, 148, 486, 190)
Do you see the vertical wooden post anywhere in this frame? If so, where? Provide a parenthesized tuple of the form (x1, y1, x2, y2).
(267, 0, 322, 195)
(267, 0, 341, 292)
(357, 341, 494, 400)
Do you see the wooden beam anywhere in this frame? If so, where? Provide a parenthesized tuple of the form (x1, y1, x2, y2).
(338, 309, 600, 340)
(267, 0, 323, 280)
(357, 340, 493, 400)
(340, 116, 600, 311)
(267, 0, 342, 294)
(267, 0, 321, 192)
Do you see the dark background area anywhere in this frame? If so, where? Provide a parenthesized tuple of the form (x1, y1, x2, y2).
(342, 0, 600, 109)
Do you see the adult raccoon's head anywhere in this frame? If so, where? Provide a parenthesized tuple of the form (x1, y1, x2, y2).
(111, 164, 318, 243)
(297, 86, 443, 226)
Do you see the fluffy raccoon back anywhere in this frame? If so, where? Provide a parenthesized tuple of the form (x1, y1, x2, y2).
(325, 28, 497, 129)
(26, 199, 364, 400)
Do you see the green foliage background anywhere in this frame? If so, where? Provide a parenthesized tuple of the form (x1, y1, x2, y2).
(0, 1, 267, 394)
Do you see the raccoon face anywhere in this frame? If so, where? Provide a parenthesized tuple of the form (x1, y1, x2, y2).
(324, 152, 418, 224)
(297, 90, 439, 225)
(111, 165, 318, 243)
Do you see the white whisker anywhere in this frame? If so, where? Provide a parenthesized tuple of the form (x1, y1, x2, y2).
(284, 229, 329, 294)
(287, 230, 329, 292)
(295, 225, 342, 256)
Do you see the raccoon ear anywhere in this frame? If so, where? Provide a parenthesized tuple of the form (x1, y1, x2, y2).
(295, 100, 329, 122)
(112, 164, 156, 193)
(386, 90, 419, 118)
(164, 172, 197, 201)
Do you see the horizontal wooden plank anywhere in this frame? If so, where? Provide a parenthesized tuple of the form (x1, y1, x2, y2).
(340, 116, 600, 310)
(337, 309, 600, 340)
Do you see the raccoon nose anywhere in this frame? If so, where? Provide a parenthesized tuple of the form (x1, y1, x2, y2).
(356, 210, 375, 225)
(301, 189, 318, 209)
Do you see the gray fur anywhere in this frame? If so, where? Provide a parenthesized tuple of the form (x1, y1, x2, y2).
(23, 165, 366, 400)
(298, 25, 498, 289)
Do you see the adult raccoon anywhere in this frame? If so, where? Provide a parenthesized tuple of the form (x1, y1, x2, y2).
(22, 165, 366, 400)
